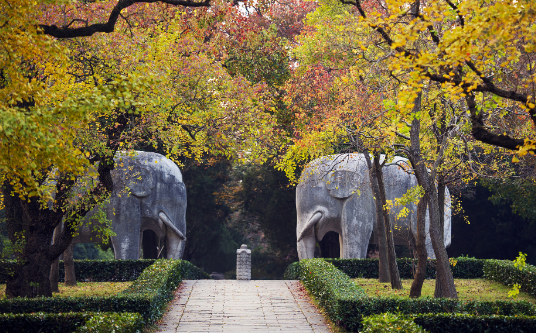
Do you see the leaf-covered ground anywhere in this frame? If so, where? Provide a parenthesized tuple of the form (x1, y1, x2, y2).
(0, 282, 131, 299)
(354, 278, 536, 303)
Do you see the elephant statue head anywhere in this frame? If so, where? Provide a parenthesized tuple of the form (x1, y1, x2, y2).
(109, 151, 187, 259)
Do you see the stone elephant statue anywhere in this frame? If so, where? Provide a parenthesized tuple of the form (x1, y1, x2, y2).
(73, 151, 187, 259)
(296, 153, 450, 260)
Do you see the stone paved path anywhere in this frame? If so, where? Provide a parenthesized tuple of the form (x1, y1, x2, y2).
(156, 280, 332, 333)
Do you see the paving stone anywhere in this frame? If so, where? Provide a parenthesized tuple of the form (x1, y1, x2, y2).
(155, 280, 332, 333)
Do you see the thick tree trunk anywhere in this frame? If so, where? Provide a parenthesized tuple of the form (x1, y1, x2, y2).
(3, 114, 123, 299)
(408, 108, 457, 299)
(409, 194, 428, 298)
(434, 183, 446, 298)
(49, 224, 62, 293)
(63, 242, 77, 286)
(374, 155, 402, 290)
(363, 152, 390, 283)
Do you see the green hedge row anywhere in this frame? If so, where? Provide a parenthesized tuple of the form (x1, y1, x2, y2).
(0, 259, 210, 323)
(484, 259, 536, 297)
(361, 313, 536, 333)
(0, 312, 144, 333)
(413, 313, 536, 333)
(294, 259, 536, 332)
(324, 257, 485, 279)
(0, 259, 157, 283)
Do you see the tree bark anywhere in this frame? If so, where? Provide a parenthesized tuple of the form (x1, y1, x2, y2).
(409, 194, 428, 298)
(363, 152, 390, 283)
(4, 113, 126, 298)
(373, 154, 403, 290)
(63, 242, 77, 286)
(407, 103, 458, 299)
(49, 224, 62, 293)
(434, 183, 446, 298)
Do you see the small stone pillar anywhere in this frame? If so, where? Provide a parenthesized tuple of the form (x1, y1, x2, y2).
(236, 244, 251, 280)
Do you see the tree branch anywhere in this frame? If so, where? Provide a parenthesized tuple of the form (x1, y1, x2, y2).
(40, 0, 211, 39)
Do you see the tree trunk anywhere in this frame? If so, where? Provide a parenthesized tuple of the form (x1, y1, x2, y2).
(49, 224, 62, 293)
(409, 194, 428, 298)
(408, 107, 457, 299)
(63, 242, 77, 286)
(374, 154, 403, 290)
(363, 152, 390, 283)
(434, 183, 446, 298)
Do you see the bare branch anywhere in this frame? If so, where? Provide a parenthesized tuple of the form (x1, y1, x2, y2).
(40, 0, 211, 38)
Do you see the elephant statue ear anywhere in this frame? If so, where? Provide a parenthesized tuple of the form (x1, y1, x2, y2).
(324, 170, 363, 199)
(127, 165, 155, 198)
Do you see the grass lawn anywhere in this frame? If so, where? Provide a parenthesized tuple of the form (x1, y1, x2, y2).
(354, 278, 536, 303)
(0, 281, 132, 299)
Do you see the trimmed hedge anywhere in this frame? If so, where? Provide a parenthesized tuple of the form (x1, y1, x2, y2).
(0, 259, 210, 323)
(0, 312, 144, 333)
(361, 313, 536, 333)
(295, 259, 536, 332)
(0, 259, 157, 283)
(298, 259, 367, 325)
(484, 259, 536, 297)
(361, 313, 425, 332)
(413, 313, 536, 333)
(324, 257, 485, 279)
(283, 261, 300, 280)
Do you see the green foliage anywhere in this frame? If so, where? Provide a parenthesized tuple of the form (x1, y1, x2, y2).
(224, 24, 290, 87)
(325, 257, 486, 279)
(0, 312, 143, 333)
(0, 259, 157, 283)
(297, 259, 367, 329)
(0, 259, 209, 323)
(236, 164, 299, 278)
(449, 184, 536, 265)
(484, 260, 536, 297)
(412, 313, 536, 333)
(361, 313, 426, 333)
(0, 312, 89, 333)
(182, 160, 245, 274)
(483, 178, 536, 222)
(283, 261, 300, 280)
(73, 243, 114, 260)
(292, 259, 536, 332)
(75, 312, 144, 333)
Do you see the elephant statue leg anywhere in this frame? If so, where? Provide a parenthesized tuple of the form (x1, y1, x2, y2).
(111, 195, 141, 260)
(340, 191, 374, 258)
(339, 234, 344, 258)
(157, 211, 186, 259)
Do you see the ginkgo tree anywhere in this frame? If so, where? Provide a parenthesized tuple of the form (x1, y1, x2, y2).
(1, 0, 278, 298)
(337, 0, 536, 153)
(279, 0, 516, 299)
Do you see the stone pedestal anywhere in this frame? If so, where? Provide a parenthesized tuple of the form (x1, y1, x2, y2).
(236, 244, 251, 280)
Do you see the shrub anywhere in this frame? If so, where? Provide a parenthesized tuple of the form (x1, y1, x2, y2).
(413, 313, 536, 333)
(0, 259, 210, 323)
(283, 261, 300, 280)
(325, 257, 485, 279)
(75, 312, 144, 333)
(0, 312, 143, 333)
(361, 313, 426, 333)
(294, 259, 536, 332)
(484, 259, 536, 297)
(0, 259, 157, 283)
